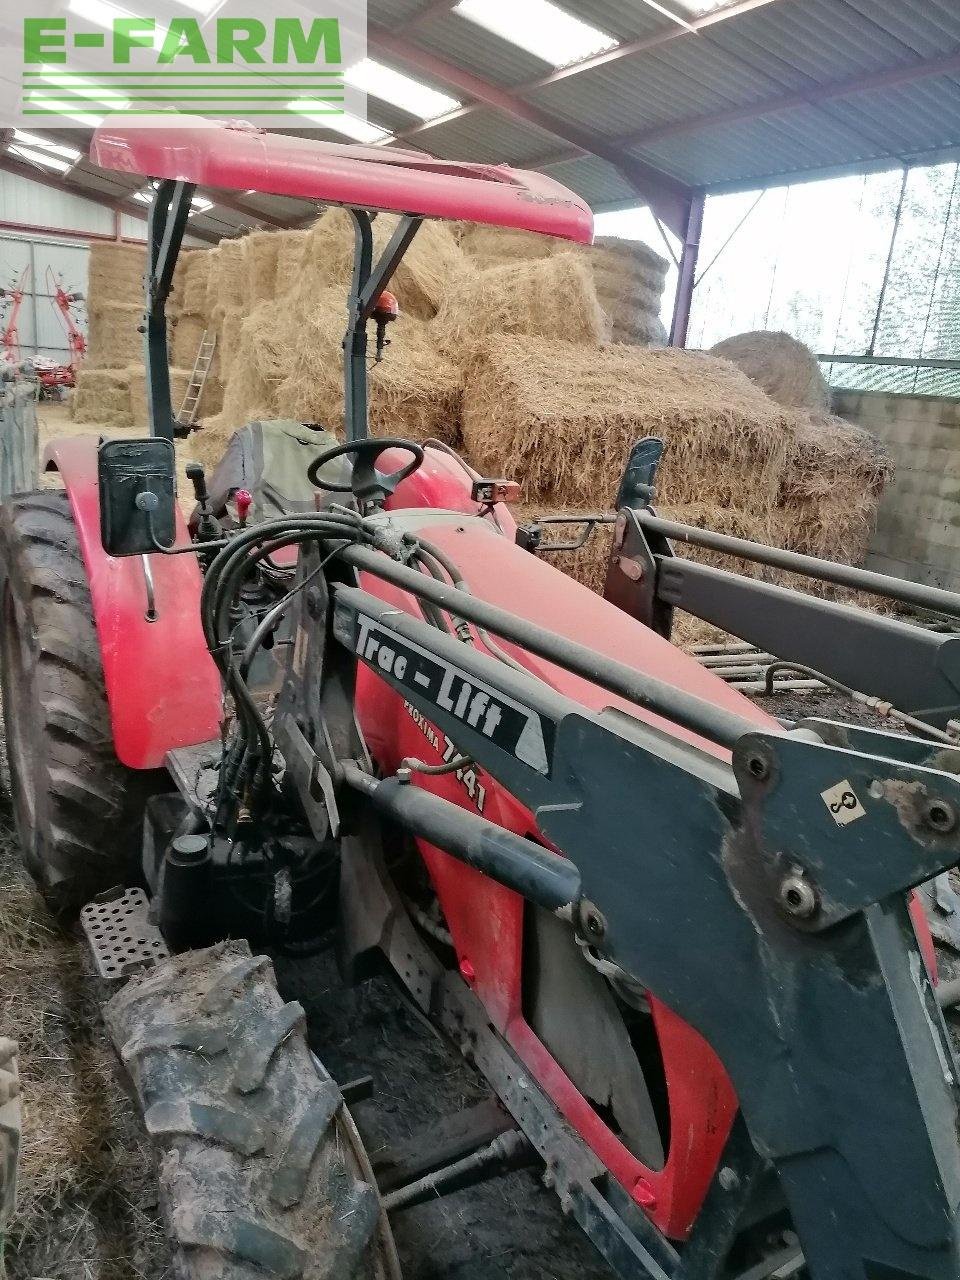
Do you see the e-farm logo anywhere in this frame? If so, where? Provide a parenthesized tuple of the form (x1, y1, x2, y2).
(6, 3, 366, 129)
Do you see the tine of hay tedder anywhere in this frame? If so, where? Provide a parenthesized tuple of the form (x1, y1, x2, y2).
(1, 118, 960, 1280)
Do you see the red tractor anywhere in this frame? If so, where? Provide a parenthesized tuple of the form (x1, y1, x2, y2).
(3, 120, 960, 1280)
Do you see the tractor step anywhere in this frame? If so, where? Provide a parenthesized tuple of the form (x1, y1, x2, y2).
(80, 885, 170, 980)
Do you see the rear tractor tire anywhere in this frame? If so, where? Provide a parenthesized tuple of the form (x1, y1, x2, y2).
(0, 490, 155, 919)
(105, 941, 401, 1280)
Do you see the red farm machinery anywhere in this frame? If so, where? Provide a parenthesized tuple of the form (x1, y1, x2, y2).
(2, 119, 960, 1280)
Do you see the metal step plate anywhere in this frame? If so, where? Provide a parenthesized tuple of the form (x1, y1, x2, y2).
(80, 887, 170, 980)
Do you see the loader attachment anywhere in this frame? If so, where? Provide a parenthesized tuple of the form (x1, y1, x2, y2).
(320, 553, 960, 1280)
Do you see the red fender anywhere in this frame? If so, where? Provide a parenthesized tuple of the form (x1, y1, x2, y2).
(43, 435, 221, 769)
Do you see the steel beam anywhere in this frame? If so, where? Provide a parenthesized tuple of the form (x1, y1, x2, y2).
(368, 24, 695, 234)
(615, 50, 960, 152)
(0, 153, 220, 245)
(669, 191, 703, 346)
(390, 0, 784, 145)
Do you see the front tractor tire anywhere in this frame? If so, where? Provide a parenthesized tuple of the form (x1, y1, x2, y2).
(0, 490, 153, 919)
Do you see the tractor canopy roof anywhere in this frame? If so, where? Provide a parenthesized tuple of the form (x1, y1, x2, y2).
(90, 116, 593, 243)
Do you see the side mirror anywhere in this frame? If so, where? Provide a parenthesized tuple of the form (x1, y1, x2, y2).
(98, 437, 176, 556)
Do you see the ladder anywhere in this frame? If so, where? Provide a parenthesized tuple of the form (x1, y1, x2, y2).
(176, 330, 216, 429)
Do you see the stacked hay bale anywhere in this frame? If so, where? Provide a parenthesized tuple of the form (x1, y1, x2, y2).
(710, 330, 889, 566)
(71, 242, 199, 428)
(454, 222, 669, 350)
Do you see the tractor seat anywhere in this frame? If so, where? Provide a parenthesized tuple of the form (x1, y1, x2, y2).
(192, 419, 352, 526)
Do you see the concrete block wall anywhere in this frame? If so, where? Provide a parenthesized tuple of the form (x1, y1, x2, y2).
(833, 390, 960, 593)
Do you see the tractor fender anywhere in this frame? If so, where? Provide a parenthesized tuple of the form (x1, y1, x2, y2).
(42, 435, 221, 769)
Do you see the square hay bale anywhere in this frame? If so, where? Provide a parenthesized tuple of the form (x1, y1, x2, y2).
(275, 230, 310, 297)
(128, 365, 192, 430)
(515, 501, 775, 595)
(214, 306, 244, 384)
(70, 366, 133, 427)
(432, 254, 608, 359)
(300, 209, 462, 318)
(86, 302, 145, 369)
(516, 501, 776, 650)
(264, 288, 462, 442)
(171, 312, 207, 368)
(458, 223, 561, 267)
(87, 243, 144, 306)
(463, 337, 791, 512)
(710, 331, 829, 411)
(176, 249, 214, 315)
(774, 409, 892, 563)
(242, 231, 281, 307)
(205, 239, 245, 313)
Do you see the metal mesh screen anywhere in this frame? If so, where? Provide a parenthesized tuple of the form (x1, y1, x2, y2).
(687, 161, 960, 398)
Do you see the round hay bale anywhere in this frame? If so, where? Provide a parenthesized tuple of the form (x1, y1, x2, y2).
(275, 230, 310, 297)
(773, 409, 892, 563)
(587, 239, 668, 348)
(432, 254, 609, 360)
(462, 336, 790, 515)
(710, 331, 829, 411)
(87, 243, 144, 306)
(300, 209, 462, 319)
(86, 302, 145, 369)
(70, 366, 133, 427)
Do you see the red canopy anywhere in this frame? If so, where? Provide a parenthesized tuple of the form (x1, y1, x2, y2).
(91, 116, 593, 243)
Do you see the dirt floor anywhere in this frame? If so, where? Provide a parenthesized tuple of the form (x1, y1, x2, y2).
(6, 399, 954, 1279)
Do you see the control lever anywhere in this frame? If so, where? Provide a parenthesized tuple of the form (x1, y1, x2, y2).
(185, 462, 222, 545)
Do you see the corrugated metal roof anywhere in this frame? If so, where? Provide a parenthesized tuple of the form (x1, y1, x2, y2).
(418, 109, 557, 163)
(5, 0, 960, 226)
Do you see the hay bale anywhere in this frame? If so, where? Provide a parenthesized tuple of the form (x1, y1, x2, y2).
(268, 287, 461, 442)
(587, 237, 668, 347)
(87, 242, 144, 305)
(463, 337, 790, 512)
(459, 223, 559, 265)
(128, 365, 192, 430)
(177, 249, 213, 315)
(432, 255, 608, 359)
(205, 239, 245, 313)
(710, 331, 829, 411)
(171, 311, 207, 368)
(515, 502, 775, 595)
(275, 230, 309, 297)
(242, 231, 281, 306)
(774, 409, 892, 562)
(300, 209, 462, 318)
(86, 303, 144, 369)
(214, 306, 244, 386)
(70, 366, 133, 427)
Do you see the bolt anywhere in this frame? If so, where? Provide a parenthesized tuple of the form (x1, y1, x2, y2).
(306, 586, 324, 619)
(779, 873, 818, 920)
(580, 901, 607, 940)
(924, 798, 957, 835)
(718, 1166, 740, 1192)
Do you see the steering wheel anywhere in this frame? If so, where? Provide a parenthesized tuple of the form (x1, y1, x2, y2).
(307, 438, 424, 507)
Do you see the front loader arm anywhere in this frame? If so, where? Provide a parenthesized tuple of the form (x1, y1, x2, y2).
(330, 580, 960, 1280)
